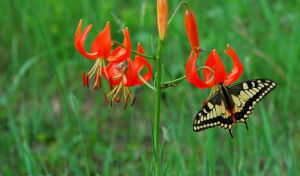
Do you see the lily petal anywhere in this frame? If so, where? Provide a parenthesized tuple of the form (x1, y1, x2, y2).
(107, 27, 131, 63)
(223, 44, 244, 85)
(137, 60, 152, 85)
(133, 43, 146, 72)
(133, 44, 152, 85)
(74, 20, 98, 60)
(91, 22, 112, 59)
(185, 51, 212, 89)
(124, 58, 139, 87)
(203, 49, 226, 84)
(74, 19, 82, 43)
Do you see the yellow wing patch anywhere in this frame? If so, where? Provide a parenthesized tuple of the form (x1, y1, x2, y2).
(230, 79, 277, 123)
(193, 100, 234, 131)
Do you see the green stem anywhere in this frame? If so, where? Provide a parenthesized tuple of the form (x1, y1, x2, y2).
(167, 1, 190, 26)
(154, 39, 163, 176)
(112, 40, 156, 60)
(162, 76, 186, 88)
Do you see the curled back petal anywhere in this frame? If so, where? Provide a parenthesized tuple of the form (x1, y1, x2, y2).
(74, 19, 82, 43)
(185, 51, 212, 89)
(223, 44, 244, 85)
(91, 22, 112, 59)
(107, 27, 131, 63)
(132, 44, 152, 85)
(137, 60, 152, 85)
(74, 21, 98, 60)
(133, 43, 146, 72)
(203, 49, 226, 84)
(203, 50, 214, 82)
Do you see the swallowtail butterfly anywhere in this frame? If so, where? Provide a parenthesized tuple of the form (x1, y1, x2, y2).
(193, 79, 277, 137)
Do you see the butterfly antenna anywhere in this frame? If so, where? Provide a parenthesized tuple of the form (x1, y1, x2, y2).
(244, 122, 249, 130)
(228, 129, 234, 138)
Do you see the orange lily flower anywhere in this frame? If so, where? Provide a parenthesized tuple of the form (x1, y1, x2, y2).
(104, 44, 152, 109)
(186, 44, 244, 89)
(74, 19, 131, 89)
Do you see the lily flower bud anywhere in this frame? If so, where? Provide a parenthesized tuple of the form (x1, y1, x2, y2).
(184, 9, 200, 53)
(157, 0, 168, 40)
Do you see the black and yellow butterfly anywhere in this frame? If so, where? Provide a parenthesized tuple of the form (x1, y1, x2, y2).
(193, 79, 277, 137)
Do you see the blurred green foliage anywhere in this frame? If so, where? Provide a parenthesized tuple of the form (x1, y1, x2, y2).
(0, 0, 299, 175)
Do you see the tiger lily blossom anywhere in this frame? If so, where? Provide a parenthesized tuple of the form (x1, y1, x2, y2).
(104, 43, 152, 109)
(185, 44, 244, 89)
(74, 19, 131, 89)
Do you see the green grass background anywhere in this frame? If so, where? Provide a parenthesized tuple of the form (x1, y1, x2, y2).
(0, 0, 299, 175)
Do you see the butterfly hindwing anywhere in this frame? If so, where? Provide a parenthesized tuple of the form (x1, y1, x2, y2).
(228, 79, 277, 123)
(193, 92, 235, 132)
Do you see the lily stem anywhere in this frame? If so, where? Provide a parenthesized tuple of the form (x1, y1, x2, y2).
(167, 1, 189, 26)
(154, 39, 163, 176)
(112, 40, 156, 60)
(162, 76, 186, 88)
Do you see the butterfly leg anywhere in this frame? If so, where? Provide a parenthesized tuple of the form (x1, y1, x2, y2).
(244, 121, 249, 130)
(228, 129, 234, 138)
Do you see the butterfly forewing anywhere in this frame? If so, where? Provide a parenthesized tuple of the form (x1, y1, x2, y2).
(228, 79, 277, 123)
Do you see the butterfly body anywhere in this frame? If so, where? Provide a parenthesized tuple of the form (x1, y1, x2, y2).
(193, 79, 277, 137)
(219, 83, 235, 115)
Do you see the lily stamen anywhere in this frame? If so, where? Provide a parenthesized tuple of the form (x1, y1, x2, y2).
(83, 59, 103, 89)
(82, 58, 113, 89)
(106, 84, 120, 97)
(125, 87, 136, 106)
(111, 83, 123, 101)
(102, 59, 110, 80)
